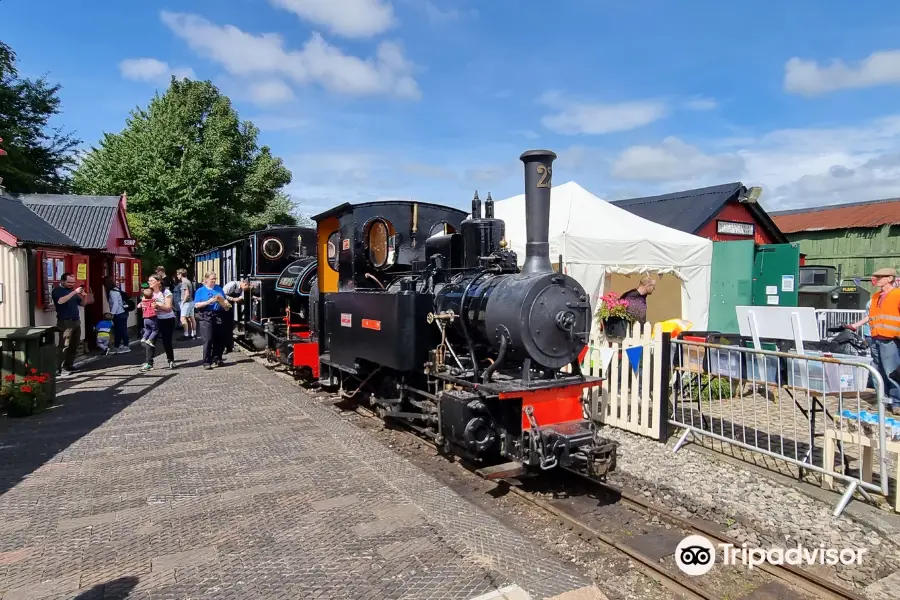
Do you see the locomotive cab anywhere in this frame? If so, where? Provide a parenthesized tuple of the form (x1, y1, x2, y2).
(311, 200, 468, 373)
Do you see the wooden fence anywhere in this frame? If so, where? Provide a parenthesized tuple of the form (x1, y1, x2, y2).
(581, 321, 667, 441)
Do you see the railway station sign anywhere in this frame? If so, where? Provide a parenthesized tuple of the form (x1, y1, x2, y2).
(117, 238, 137, 247)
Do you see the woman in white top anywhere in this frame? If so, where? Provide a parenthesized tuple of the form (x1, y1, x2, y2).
(141, 274, 177, 371)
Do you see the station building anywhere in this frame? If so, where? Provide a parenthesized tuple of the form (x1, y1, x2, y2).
(0, 186, 142, 350)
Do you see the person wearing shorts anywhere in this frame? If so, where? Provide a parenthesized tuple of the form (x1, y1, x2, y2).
(176, 268, 196, 339)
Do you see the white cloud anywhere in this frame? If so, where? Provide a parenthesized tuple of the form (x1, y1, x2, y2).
(683, 96, 717, 111)
(784, 49, 900, 95)
(248, 79, 295, 104)
(247, 115, 310, 131)
(415, 0, 478, 23)
(608, 114, 900, 209)
(539, 91, 668, 135)
(611, 137, 744, 183)
(119, 58, 195, 83)
(160, 11, 420, 100)
(268, 0, 395, 38)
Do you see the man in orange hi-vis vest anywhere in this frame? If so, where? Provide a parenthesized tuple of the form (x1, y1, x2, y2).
(853, 267, 900, 415)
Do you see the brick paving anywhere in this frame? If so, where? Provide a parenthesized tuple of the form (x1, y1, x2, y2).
(0, 341, 607, 600)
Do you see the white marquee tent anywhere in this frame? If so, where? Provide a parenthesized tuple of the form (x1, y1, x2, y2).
(492, 181, 713, 329)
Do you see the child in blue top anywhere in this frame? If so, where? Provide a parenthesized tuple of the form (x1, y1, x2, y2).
(95, 312, 114, 355)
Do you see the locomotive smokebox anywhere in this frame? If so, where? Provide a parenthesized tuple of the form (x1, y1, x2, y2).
(520, 149, 557, 275)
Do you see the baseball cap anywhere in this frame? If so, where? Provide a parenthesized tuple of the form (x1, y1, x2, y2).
(872, 268, 897, 277)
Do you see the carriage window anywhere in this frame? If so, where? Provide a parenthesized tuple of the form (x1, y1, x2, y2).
(262, 237, 284, 260)
(367, 219, 390, 268)
(326, 231, 340, 272)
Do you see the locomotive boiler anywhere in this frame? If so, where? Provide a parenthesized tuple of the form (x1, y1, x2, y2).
(311, 149, 617, 482)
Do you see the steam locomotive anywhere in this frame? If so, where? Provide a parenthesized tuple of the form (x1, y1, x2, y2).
(195, 149, 618, 482)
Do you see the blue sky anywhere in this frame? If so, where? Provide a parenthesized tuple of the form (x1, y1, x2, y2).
(5, 0, 900, 218)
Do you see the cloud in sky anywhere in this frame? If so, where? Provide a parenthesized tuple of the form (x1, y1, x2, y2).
(160, 11, 420, 99)
(247, 79, 295, 105)
(539, 91, 669, 135)
(608, 114, 900, 209)
(268, 0, 396, 38)
(784, 49, 900, 95)
(119, 58, 195, 83)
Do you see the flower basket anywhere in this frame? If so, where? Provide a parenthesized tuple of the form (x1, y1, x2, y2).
(603, 316, 629, 338)
(2, 369, 52, 418)
(595, 292, 634, 338)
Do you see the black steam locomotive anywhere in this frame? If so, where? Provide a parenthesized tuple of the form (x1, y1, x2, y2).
(196, 149, 618, 482)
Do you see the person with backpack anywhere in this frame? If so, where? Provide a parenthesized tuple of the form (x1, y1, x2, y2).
(104, 276, 134, 353)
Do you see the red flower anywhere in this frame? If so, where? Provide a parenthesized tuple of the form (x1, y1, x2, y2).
(24, 376, 35, 382)
(30, 368, 37, 374)
(38, 375, 48, 384)
(4, 374, 15, 382)
(20, 385, 32, 393)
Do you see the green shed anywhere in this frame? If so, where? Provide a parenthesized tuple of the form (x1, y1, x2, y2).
(771, 198, 900, 294)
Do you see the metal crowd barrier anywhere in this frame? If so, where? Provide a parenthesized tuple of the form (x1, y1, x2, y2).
(669, 338, 891, 516)
(815, 309, 867, 340)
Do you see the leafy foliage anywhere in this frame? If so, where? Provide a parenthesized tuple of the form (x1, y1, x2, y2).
(1, 368, 53, 418)
(73, 78, 296, 268)
(0, 40, 80, 193)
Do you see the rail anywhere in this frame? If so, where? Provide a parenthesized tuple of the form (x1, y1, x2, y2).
(669, 339, 893, 516)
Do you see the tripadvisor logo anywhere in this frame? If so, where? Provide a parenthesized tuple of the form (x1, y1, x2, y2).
(675, 535, 716, 576)
(674, 535, 867, 575)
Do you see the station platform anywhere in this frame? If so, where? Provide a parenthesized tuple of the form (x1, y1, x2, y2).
(0, 342, 607, 600)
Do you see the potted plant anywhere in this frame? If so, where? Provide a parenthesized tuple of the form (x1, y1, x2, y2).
(595, 292, 634, 338)
(1, 369, 52, 418)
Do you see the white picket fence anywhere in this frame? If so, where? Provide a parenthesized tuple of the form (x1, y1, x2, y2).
(581, 321, 666, 440)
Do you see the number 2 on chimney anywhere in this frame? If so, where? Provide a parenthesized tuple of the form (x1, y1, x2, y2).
(536, 164, 552, 188)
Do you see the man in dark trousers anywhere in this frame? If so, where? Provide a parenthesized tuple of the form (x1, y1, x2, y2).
(193, 272, 228, 369)
(52, 273, 93, 376)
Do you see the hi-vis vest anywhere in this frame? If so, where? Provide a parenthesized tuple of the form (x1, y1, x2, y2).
(869, 288, 900, 339)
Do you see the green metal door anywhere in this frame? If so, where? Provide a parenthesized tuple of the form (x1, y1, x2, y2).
(752, 243, 800, 307)
(708, 241, 754, 333)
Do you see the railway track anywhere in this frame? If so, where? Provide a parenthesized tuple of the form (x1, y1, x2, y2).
(237, 343, 867, 600)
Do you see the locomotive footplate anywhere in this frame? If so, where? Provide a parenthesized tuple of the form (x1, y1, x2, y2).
(535, 421, 618, 479)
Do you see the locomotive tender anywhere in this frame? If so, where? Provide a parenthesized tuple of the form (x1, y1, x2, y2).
(196, 149, 618, 482)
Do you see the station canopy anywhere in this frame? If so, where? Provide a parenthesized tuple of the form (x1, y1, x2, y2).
(493, 181, 713, 330)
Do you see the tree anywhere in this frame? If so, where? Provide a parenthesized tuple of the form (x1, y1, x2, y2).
(0, 40, 80, 193)
(73, 78, 294, 268)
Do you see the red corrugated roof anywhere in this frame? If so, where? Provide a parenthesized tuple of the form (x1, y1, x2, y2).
(771, 198, 900, 233)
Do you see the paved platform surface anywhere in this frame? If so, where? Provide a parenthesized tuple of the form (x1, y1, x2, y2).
(0, 342, 607, 600)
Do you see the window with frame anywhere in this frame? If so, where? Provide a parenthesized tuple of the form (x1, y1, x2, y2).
(113, 259, 128, 290)
(41, 254, 68, 309)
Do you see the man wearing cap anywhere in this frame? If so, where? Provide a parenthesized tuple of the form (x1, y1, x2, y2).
(851, 267, 900, 415)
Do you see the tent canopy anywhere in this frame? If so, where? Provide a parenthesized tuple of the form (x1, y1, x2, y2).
(493, 181, 713, 329)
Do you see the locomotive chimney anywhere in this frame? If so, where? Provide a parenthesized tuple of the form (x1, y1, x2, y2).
(519, 149, 557, 275)
(484, 192, 494, 218)
(471, 191, 481, 219)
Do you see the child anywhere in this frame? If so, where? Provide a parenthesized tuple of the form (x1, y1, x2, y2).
(140, 287, 158, 347)
(95, 313, 114, 355)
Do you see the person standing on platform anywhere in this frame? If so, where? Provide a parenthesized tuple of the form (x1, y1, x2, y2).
(140, 274, 177, 371)
(176, 268, 196, 340)
(194, 272, 229, 370)
(52, 273, 92, 377)
(104, 276, 131, 354)
(851, 268, 900, 415)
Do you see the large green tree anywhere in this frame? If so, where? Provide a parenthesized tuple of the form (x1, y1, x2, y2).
(73, 78, 297, 268)
(0, 40, 80, 193)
